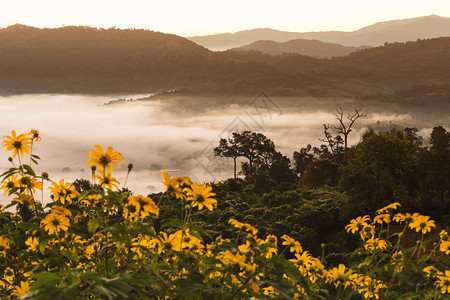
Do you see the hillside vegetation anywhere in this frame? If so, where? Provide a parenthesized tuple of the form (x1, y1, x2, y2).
(1, 25, 450, 97)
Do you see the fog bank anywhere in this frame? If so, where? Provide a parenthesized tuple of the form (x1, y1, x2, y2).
(0, 94, 447, 205)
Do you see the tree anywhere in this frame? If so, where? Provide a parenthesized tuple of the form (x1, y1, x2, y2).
(321, 107, 366, 162)
(214, 131, 295, 182)
(340, 131, 415, 215)
(214, 138, 240, 179)
(293, 144, 315, 176)
(418, 126, 450, 219)
(298, 158, 340, 188)
(236, 131, 277, 175)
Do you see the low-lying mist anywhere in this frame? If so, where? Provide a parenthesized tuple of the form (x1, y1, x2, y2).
(0, 94, 448, 205)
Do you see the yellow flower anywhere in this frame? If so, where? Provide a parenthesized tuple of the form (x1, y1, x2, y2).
(94, 169, 120, 190)
(345, 215, 370, 234)
(131, 235, 159, 257)
(12, 281, 30, 298)
(327, 264, 354, 289)
(262, 286, 278, 296)
(127, 195, 159, 219)
(159, 232, 181, 251)
(228, 219, 258, 236)
(160, 170, 185, 199)
(185, 182, 217, 211)
(373, 214, 390, 224)
(48, 179, 78, 205)
(25, 237, 39, 251)
(228, 218, 243, 229)
(281, 234, 303, 253)
(355, 275, 386, 299)
(308, 258, 326, 283)
(19, 175, 43, 194)
(217, 250, 248, 270)
(409, 215, 435, 234)
(364, 238, 388, 251)
(175, 176, 192, 188)
(265, 234, 278, 245)
(390, 251, 404, 272)
(177, 229, 204, 251)
(423, 266, 440, 278)
(2, 130, 32, 157)
(359, 224, 376, 241)
(289, 251, 312, 270)
(393, 212, 419, 224)
(1, 267, 15, 287)
(29, 129, 41, 142)
(41, 213, 70, 234)
(436, 270, 450, 294)
(51, 206, 72, 217)
(440, 230, 449, 242)
(87, 145, 123, 174)
(1, 174, 19, 196)
(14, 193, 38, 209)
(440, 241, 450, 255)
(0, 236, 10, 255)
(376, 202, 401, 214)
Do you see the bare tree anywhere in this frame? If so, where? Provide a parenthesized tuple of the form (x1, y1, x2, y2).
(333, 107, 367, 159)
(319, 124, 343, 157)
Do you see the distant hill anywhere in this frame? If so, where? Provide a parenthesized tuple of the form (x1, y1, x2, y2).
(231, 39, 370, 58)
(188, 15, 450, 50)
(0, 25, 282, 94)
(0, 25, 450, 97)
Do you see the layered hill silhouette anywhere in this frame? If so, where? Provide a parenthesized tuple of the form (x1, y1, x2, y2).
(188, 15, 450, 50)
(0, 24, 450, 97)
(231, 39, 370, 58)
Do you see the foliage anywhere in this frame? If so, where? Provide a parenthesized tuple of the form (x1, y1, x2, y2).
(1, 25, 450, 96)
(1, 130, 450, 299)
(214, 131, 296, 183)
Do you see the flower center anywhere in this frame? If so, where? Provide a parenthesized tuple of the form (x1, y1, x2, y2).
(138, 198, 148, 208)
(99, 155, 111, 166)
(196, 195, 205, 203)
(13, 141, 22, 149)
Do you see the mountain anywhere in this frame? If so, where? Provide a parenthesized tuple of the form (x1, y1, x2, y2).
(231, 39, 370, 58)
(188, 15, 450, 50)
(0, 25, 283, 94)
(0, 25, 450, 97)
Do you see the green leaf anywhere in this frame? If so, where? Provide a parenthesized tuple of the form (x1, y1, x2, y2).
(268, 280, 295, 299)
(161, 218, 182, 229)
(31, 272, 61, 290)
(39, 240, 48, 255)
(0, 168, 18, 179)
(22, 164, 36, 176)
(87, 219, 101, 234)
(188, 225, 213, 241)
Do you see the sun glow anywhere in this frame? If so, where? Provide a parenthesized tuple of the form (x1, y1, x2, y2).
(0, 0, 449, 36)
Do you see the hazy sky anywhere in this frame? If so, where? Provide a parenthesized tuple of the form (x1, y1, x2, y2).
(0, 0, 449, 36)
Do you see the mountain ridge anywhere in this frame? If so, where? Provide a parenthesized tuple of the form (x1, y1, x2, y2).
(0, 25, 449, 97)
(231, 39, 370, 58)
(188, 15, 450, 50)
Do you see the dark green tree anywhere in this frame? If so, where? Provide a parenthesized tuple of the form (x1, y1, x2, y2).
(418, 126, 450, 220)
(340, 130, 415, 216)
(214, 137, 240, 179)
(293, 144, 315, 176)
